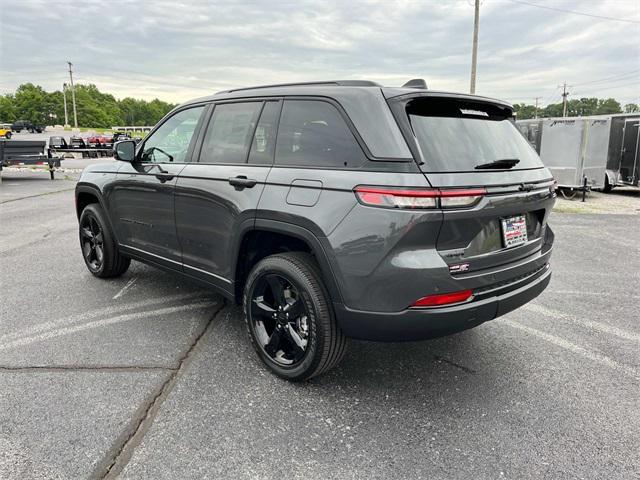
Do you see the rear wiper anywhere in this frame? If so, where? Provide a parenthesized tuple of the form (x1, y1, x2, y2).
(474, 158, 520, 170)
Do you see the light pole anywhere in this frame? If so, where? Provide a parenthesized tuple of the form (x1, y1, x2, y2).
(67, 61, 78, 128)
(62, 83, 69, 127)
(469, 0, 480, 94)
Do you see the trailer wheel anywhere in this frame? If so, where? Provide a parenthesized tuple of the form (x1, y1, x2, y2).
(602, 175, 613, 193)
(560, 188, 577, 200)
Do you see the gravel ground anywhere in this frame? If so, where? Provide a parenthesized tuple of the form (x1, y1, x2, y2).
(0, 168, 638, 479)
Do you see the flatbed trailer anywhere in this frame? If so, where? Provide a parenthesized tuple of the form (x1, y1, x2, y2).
(48, 136, 113, 159)
(0, 140, 62, 180)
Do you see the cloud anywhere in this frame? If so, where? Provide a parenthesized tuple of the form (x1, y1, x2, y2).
(1, 0, 638, 106)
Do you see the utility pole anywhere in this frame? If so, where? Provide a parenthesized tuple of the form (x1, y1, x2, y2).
(62, 83, 69, 127)
(534, 96, 542, 119)
(469, 0, 480, 94)
(559, 82, 570, 117)
(67, 61, 78, 128)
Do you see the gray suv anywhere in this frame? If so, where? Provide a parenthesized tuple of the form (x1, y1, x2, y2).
(75, 80, 555, 381)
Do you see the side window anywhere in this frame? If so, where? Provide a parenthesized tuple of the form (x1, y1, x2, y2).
(200, 102, 262, 164)
(141, 106, 204, 163)
(275, 100, 367, 168)
(248, 101, 280, 165)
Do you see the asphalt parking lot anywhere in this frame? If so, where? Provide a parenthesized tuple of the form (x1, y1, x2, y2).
(1, 162, 639, 479)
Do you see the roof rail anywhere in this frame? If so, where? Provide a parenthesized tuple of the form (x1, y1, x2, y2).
(216, 80, 382, 94)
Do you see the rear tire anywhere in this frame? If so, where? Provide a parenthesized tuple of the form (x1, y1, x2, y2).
(243, 252, 347, 381)
(4, 132, 11, 139)
(79, 204, 130, 278)
(602, 175, 613, 193)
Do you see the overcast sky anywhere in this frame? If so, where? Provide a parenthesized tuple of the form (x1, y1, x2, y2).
(1, 0, 638, 106)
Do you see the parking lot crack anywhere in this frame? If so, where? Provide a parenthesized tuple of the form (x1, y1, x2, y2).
(93, 300, 226, 480)
(433, 355, 477, 374)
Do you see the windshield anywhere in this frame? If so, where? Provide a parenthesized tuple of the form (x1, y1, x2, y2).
(407, 98, 543, 172)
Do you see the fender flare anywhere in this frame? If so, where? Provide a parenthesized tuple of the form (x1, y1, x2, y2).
(234, 218, 343, 304)
(75, 183, 120, 244)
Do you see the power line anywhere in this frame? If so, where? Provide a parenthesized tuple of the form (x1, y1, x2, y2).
(506, 0, 640, 24)
(572, 69, 640, 87)
(572, 81, 640, 96)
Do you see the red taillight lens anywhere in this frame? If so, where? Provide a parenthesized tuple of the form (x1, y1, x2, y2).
(411, 289, 473, 308)
(354, 186, 485, 209)
(354, 186, 438, 209)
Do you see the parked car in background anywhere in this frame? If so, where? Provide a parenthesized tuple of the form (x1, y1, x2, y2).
(0, 124, 12, 139)
(86, 134, 114, 148)
(75, 79, 556, 381)
(11, 120, 44, 133)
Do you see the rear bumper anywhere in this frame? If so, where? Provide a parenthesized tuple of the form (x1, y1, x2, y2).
(334, 264, 551, 341)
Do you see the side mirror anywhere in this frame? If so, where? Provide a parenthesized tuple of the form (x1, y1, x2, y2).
(113, 140, 136, 162)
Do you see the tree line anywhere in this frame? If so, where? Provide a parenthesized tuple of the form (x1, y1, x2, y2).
(0, 83, 177, 128)
(513, 97, 638, 120)
(1, 83, 637, 126)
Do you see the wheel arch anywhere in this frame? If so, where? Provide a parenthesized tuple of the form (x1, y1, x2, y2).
(233, 219, 343, 305)
(75, 184, 120, 244)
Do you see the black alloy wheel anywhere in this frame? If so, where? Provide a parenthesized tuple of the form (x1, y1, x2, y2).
(244, 252, 347, 381)
(250, 273, 310, 366)
(78, 203, 130, 278)
(80, 215, 105, 272)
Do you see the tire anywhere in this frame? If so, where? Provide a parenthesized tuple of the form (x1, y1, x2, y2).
(243, 252, 347, 381)
(79, 203, 130, 278)
(4, 132, 11, 139)
(602, 175, 613, 193)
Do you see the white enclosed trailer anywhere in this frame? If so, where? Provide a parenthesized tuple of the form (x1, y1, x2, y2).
(517, 114, 640, 192)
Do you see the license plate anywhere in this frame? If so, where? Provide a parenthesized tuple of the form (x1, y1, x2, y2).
(501, 215, 528, 248)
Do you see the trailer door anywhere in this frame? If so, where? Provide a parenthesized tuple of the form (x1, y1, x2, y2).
(621, 119, 640, 186)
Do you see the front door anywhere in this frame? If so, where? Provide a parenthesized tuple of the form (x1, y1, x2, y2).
(111, 105, 206, 268)
(175, 100, 281, 288)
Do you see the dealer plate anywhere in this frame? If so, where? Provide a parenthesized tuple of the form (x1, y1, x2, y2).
(501, 215, 528, 248)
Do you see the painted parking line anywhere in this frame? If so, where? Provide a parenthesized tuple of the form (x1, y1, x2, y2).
(0, 301, 217, 351)
(113, 277, 138, 299)
(502, 319, 639, 380)
(0, 292, 206, 344)
(523, 303, 640, 343)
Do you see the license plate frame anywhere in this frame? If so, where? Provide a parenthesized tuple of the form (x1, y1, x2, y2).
(501, 215, 528, 248)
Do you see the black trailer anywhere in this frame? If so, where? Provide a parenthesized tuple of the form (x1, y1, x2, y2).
(0, 140, 62, 180)
(48, 136, 113, 158)
(606, 116, 640, 190)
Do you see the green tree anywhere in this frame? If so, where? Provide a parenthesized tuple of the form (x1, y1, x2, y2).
(624, 103, 639, 113)
(0, 94, 17, 123)
(595, 98, 622, 115)
(513, 103, 538, 120)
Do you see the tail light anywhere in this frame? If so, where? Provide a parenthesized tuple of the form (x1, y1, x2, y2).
(354, 186, 486, 209)
(410, 289, 473, 308)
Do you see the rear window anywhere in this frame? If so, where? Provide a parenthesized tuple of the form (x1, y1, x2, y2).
(407, 98, 543, 172)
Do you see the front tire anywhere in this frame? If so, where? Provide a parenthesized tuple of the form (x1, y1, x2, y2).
(4, 132, 11, 139)
(243, 252, 347, 381)
(79, 204, 130, 278)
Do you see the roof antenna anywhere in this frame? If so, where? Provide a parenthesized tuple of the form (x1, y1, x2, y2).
(402, 79, 428, 89)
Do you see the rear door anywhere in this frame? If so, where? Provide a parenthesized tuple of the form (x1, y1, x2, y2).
(111, 105, 205, 268)
(394, 95, 555, 274)
(175, 100, 281, 288)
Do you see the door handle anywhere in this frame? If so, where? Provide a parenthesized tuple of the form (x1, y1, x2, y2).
(155, 173, 175, 183)
(228, 176, 257, 190)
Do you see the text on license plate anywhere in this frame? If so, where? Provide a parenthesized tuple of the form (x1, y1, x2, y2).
(501, 215, 528, 248)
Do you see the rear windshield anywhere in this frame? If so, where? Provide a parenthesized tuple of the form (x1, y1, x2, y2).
(407, 98, 543, 172)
